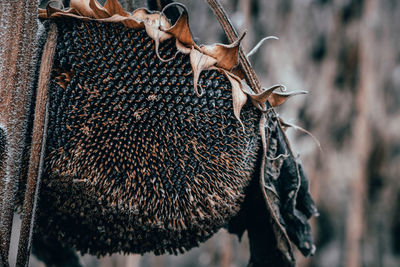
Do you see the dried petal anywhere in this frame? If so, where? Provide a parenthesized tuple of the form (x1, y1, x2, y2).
(100, 15, 143, 29)
(224, 72, 248, 131)
(199, 32, 245, 70)
(189, 49, 217, 96)
(231, 66, 245, 79)
(176, 40, 192, 54)
(104, 0, 130, 17)
(47, 8, 90, 20)
(89, 0, 110, 18)
(240, 82, 282, 110)
(131, 9, 173, 61)
(163, 8, 195, 47)
(245, 83, 282, 104)
(70, 0, 96, 17)
(268, 90, 307, 107)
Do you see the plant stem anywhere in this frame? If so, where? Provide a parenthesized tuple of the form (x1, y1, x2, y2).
(205, 0, 262, 93)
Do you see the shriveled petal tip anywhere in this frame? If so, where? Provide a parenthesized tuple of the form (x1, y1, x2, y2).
(104, 0, 130, 17)
(176, 40, 192, 54)
(89, 0, 110, 18)
(224, 72, 248, 131)
(190, 48, 218, 96)
(70, 0, 96, 17)
(130, 8, 151, 21)
(164, 10, 195, 47)
(200, 32, 245, 70)
(135, 10, 171, 42)
(268, 90, 308, 107)
(131, 9, 170, 29)
(244, 84, 283, 105)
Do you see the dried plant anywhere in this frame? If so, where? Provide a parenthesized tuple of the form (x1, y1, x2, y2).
(0, 0, 317, 266)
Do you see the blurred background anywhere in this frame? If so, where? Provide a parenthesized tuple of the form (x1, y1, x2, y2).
(25, 0, 400, 266)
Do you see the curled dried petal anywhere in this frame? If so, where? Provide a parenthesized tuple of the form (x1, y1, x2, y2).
(104, 0, 129, 17)
(223, 72, 248, 131)
(176, 40, 192, 54)
(200, 32, 245, 70)
(189, 49, 217, 97)
(161, 3, 195, 47)
(241, 82, 283, 111)
(89, 0, 110, 18)
(39, 1, 242, 77)
(45, 4, 62, 18)
(101, 15, 143, 28)
(70, 0, 96, 17)
(268, 90, 308, 107)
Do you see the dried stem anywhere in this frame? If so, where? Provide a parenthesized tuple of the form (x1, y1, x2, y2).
(16, 23, 57, 267)
(0, 0, 39, 264)
(205, 0, 297, 264)
(205, 0, 262, 93)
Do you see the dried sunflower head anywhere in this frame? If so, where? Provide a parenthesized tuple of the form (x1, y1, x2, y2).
(37, 0, 260, 256)
(32, 0, 317, 262)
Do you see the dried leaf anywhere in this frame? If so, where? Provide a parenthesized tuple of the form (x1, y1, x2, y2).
(189, 48, 217, 96)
